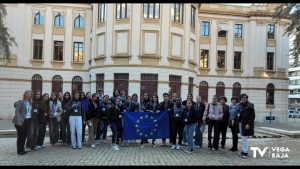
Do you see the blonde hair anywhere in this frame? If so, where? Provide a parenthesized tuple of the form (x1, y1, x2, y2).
(23, 90, 32, 102)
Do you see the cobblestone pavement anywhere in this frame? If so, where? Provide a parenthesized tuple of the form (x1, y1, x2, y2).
(0, 134, 299, 166)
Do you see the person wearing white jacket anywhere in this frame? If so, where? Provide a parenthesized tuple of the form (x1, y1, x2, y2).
(48, 92, 62, 145)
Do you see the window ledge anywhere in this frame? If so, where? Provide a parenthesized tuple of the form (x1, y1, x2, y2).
(171, 22, 184, 28)
(143, 18, 160, 24)
(234, 37, 243, 40)
(138, 55, 161, 59)
(51, 60, 65, 64)
(30, 59, 44, 62)
(97, 22, 106, 27)
(53, 26, 64, 28)
(215, 68, 227, 72)
(74, 28, 85, 30)
(115, 18, 130, 24)
(33, 24, 44, 27)
(199, 67, 210, 70)
(71, 61, 84, 65)
(266, 104, 275, 109)
(168, 57, 185, 63)
(111, 54, 132, 58)
(94, 56, 106, 60)
(265, 70, 276, 73)
(232, 69, 244, 73)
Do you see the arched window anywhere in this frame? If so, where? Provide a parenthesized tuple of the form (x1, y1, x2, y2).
(216, 81, 225, 99)
(34, 11, 44, 25)
(72, 76, 83, 95)
(31, 74, 43, 93)
(232, 82, 241, 98)
(74, 15, 84, 28)
(266, 83, 275, 105)
(52, 75, 63, 94)
(199, 81, 208, 103)
(54, 13, 64, 27)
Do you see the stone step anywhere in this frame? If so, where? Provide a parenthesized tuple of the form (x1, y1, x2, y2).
(258, 127, 300, 138)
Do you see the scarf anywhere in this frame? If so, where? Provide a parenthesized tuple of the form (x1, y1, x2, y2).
(132, 99, 139, 106)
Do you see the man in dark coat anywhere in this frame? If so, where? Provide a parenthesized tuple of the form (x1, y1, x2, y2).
(238, 93, 255, 159)
(218, 96, 229, 149)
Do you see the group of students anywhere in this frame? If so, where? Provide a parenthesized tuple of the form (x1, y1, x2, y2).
(12, 88, 255, 159)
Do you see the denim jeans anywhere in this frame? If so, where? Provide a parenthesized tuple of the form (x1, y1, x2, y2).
(69, 116, 83, 148)
(26, 117, 40, 149)
(95, 119, 109, 140)
(184, 122, 197, 151)
(49, 118, 59, 145)
(194, 122, 203, 147)
(239, 123, 248, 154)
(110, 122, 117, 144)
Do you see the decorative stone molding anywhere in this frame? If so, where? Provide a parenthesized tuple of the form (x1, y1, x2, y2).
(32, 25, 45, 34)
(199, 36, 210, 44)
(53, 27, 65, 35)
(267, 39, 276, 47)
(234, 38, 243, 46)
(142, 18, 160, 24)
(115, 18, 130, 24)
(217, 37, 227, 45)
(73, 28, 85, 36)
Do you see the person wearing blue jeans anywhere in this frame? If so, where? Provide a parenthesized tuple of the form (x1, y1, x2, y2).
(109, 104, 120, 151)
(48, 92, 62, 146)
(183, 100, 198, 153)
(95, 95, 111, 141)
(193, 96, 206, 148)
(69, 92, 86, 149)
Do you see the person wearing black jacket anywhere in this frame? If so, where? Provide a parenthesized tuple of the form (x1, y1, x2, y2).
(182, 94, 196, 107)
(27, 91, 44, 150)
(140, 92, 151, 147)
(115, 98, 125, 145)
(170, 97, 184, 150)
(159, 93, 174, 147)
(110, 89, 120, 104)
(238, 93, 255, 159)
(145, 95, 161, 147)
(183, 100, 198, 153)
(110, 100, 121, 151)
(61, 92, 72, 146)
(95, 95, 111, 141)
(193, 96, 206, 149)
(229, 96, 239, 152)
(87, 93, 99, 148)
(218, 96, 230, 149)
(36, 93, 49, 148)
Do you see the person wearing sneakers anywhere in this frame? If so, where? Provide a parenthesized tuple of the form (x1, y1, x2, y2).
(183, 100, 198, 153)
(61, 92, 72, 146)
(202, 95, 223, 151)
(238, 93, 255, 159)
(95, 95, 112, 141)
(146, 95, 161, 147)
(228, 96, 239, 152)
(140, 92, 151, 147)
(159, 93, 174, 147)
(69, 92, 86, 149)
(87, 93, 100, 148)
(109, 103, 121, 151)
(170, 97, 184, 150)
(218, 96, 230, 149)
(193, 96, 206, 149)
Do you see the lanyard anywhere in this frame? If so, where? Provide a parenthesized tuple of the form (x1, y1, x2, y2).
(52, 102, 56, 114)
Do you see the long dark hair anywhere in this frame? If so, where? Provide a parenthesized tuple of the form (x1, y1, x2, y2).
(73, 91, 80, 101)
(32, 91, 43, 103)
(63, 92, 72, 102)
(79, 91, 86, 100)
(142, 92, 151, 104)
(113, 89, 120, 98)
(152, 95, 159, 104)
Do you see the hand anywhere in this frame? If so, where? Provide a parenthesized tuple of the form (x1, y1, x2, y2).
(202, 117, 206, 121)
(150, 110, 153, 113)
(16, 122, 23, 126)
(168, 108, 171, 112)
(245, 124, 250, 130)
(156, 110, 160, 113)
(119, 115, 122, 118)
(231, 120, 234, 126)
(123, 110, 126, 113)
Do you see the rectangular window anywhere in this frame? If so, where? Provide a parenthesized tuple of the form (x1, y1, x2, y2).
(267, 24, 275, 39)
(114, 73, 129, 95)
(234, 24, 243, 38)
(190, 5, 196, 31)
(53, 41, 63, 61)
(201, 21, 210, 36)
(171, 3, 184, 24)
(98, 3, 106, 23)
(218, 30, 227, 37)
(267, 52, 274, 70)
(116, 3, 130, 19)
(234, 51, 242, 70)
(217, 50, 226, 69)
(73, 42, 83, 62)
(200, 49, 209, 68)
(33, 39, 43, 60)
(96, 74, 104, 92)
(169, 75, 181, 96)
(143, 3, 160, 19)
(140, 74, 158, 100)
(188, 77, 193, 95)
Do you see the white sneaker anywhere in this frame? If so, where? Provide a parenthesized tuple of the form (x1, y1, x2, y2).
(140, 144, 145, 148)
(212, 148, 216, 151)
(183, 142, 188, 146)
(90, 144, 96, 148)
(171, 145, 176, 150)
(176, 144, 180, 150)
(112, 145, 120, 151)
(36, 146, 42, 149)
(25, 148, 31, 152)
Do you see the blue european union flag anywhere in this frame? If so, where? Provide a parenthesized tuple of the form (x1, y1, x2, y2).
(123, 111, 170, 140)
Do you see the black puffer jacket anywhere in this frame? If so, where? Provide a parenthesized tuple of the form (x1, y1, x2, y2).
(238, 101, 255, 136)
(183, 106, 198, 125)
